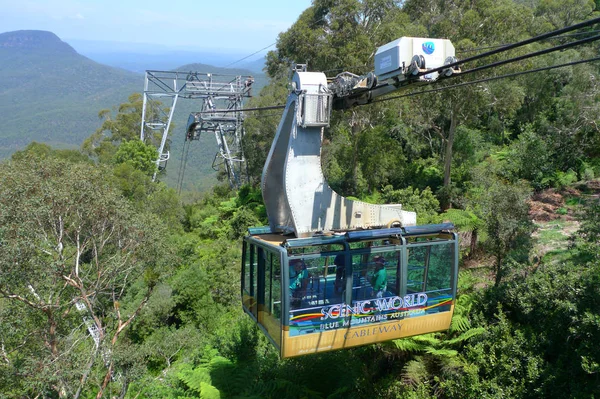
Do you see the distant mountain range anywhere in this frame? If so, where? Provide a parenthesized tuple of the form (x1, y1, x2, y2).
(0, 30, 140, 157)
(0, 30, 269, 192)
(68, 38, 267, 74)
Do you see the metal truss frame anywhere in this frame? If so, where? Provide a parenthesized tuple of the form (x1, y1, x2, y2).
(140, 70, 253, 185)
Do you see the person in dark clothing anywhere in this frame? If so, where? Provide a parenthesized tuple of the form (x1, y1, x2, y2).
(290, 259, 308, 308)
(334, 254, 346, 294)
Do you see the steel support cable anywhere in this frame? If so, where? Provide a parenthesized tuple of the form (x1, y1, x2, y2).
(176, 139, 191, 195)
(457, 29, 600, 53)
(224, 43, 276, 68)
(204, 20, 600, 115)
(176, 140, 186, 194)
(371, 56, 600, 105)
(222, 16, 329, 68)
(418, 15, 600, 77)
(181, 142, 192, 194)
(195, 53, 600, 115)
(457, 33, 600, 78)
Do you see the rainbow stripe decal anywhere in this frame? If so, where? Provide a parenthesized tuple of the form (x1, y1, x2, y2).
(289, 295, 453, 336)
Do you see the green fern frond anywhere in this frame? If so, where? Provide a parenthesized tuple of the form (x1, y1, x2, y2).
(424, 347, 458, 357)
(437, 209, 483, 231)
(392, 338, 428, 352)
(444, 327, 486, 345)
(178, 367, 212, 393)
(454, 294, 476, 314)
(450, 314, 471, 332)
(411, 334, 441, 345)
(401, 358, 428, 386)
(208, 356, 233, 369)
(199, 382, 221, 399)
(439, 355, 468, 377)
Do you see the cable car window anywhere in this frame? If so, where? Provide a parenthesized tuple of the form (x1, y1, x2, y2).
(251, 247, 258, 301)
(423, 243, 454, 314)
(288, 254, 349, 336)
(425, 243, 453, 291)
(351, 253, 371, 301)
(348, 251, 403, 326)
(289, 258, 309, 311)
(303, 256, 331, 306)
(241, 243, 259, 319)
(266, 252, 282, 320)
(407, 243, 454, 315)
(243, 243, 254, 295)
(407, 246, 428, 293)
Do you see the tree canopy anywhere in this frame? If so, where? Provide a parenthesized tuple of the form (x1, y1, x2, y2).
(2, 0, 600, 397)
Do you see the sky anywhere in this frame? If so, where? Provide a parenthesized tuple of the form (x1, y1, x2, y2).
(0, 0, 313, 52)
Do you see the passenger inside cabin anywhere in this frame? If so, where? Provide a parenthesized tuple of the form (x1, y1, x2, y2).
(289, 259, 308, 308)
(334, 254, 346, 294)
(371, 256, 388, 298)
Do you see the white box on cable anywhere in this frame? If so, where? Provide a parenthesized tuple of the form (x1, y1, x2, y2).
(375, 37, 455, 80)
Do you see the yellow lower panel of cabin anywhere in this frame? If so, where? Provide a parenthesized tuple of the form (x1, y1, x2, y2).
(259, 310, 282, 348)
(281, 306, 454, 358)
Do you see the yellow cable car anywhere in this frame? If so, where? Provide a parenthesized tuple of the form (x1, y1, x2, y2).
(241, 223, 458, 358)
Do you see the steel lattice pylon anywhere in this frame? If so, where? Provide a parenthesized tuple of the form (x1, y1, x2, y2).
(140, 70, 253, 187)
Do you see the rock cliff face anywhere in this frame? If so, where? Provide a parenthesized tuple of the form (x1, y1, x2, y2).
(0, 30, 77, 54)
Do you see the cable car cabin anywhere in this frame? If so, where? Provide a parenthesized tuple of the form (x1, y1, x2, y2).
(241, 223, 458, 358)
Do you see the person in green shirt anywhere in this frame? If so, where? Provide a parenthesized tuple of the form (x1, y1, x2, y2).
(371, 256, 387, 298)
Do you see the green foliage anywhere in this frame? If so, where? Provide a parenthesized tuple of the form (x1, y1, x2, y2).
(542, 169, 579, 189)
(0, 31, 140, 158)
(467, 166, 534, 286)
(114, 139, 158, 176)
(82, 93, 167, 164)
(183, 185, 266, 240)
(11, 141, 92, 164)
(555, 206, 568, 215)
(0, 156, 173, 397)
(381, 185, 440, 224)
(4, 1, 600, 398)
(177, 360, 223, 398)
(437, 209, 483, 232)
(574, 199, 600, 259)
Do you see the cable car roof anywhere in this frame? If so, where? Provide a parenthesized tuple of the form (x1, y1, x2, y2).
(248, 223, 455, 249)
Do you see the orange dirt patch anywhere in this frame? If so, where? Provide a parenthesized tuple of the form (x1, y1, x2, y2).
(529, 188, 566, 222)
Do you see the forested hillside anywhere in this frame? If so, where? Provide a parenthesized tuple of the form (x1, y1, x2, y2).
(1, 1, 600, 398)
(0, 30, 140, 157)
(0, 30, 266, 193)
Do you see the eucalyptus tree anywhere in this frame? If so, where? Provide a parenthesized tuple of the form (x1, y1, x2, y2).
(0, 157, 171, 398)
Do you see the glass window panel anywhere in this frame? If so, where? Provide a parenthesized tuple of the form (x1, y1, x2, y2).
(425, 243, 453, 292)
(407, 246, 428, 293)
(272, 254, 282, 320)
(251, 247, 257, 298)
(288, 253, 349, 337)
(348, 250, 401, 327)
(289, 258, 309, 311)
(243, 244, 252, 294)
(264, 251, 272, 312)
(408, 243, 454, 316)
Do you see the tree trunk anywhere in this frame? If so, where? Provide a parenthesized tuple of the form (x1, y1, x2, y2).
(74, 347, 98, 399)
(443, 112, 457, 189)
(351, 121, 361, 195)
(494, 254, 503, 287)
(469, 228, 478, 258)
